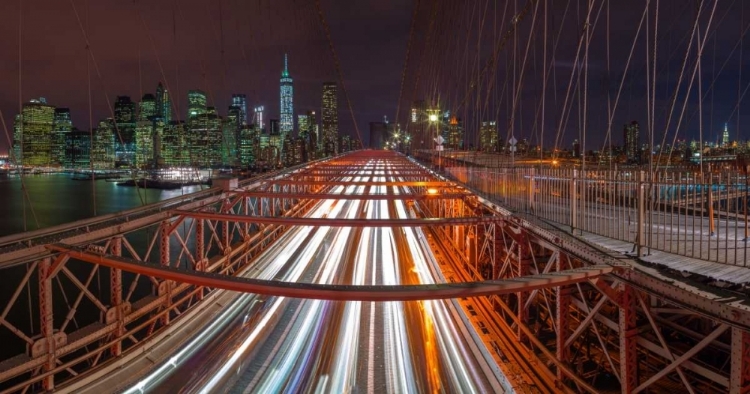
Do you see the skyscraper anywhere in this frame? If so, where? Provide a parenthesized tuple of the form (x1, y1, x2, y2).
(92, 119, 116, 169)
(188, 113, 222, 167)
(298, 113, 310, 140)
(155, 82, 172, 122)
(722, 123, 730, 147)
(161, 121, 189, 167)
(64, 128, 90, 169)
(280, 54, 294, 136)
(224, 105, 242, 165)
(254, 106, 265, 130)
(322, 82, 338, 155)
(52, 108, 72, 166)
(114, 96, 136, 163)
(479, 121, 497, 152)
(624, 121, 640, 163)
(446, 115, 463, 150)
(307, 110, 319, 156)
(232, 94, 248, 125)
(238, 124, 259, 167)
(369, 121, 387, 149)
(138, 94, 157, 121)
(188, 90, 208, 118)
(15, 98, 55, 167)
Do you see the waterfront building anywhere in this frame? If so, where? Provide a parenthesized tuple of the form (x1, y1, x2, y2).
(52, 108, 73, 166)
(15, 98, 55, 167)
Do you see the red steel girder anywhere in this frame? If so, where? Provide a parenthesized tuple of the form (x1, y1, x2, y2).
(46, 243, 615, 301)
(171, 210, 502, 227)
(228, 191, 470, 201)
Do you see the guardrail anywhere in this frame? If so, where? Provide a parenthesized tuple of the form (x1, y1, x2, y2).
(416, 151, 750, 266)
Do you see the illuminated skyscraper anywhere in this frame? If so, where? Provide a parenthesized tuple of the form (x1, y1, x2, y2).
(135, 120, 154, 168)
(238, 125, 259, 167)
(254, 106, 265, 130)
(445, 115, 463, 150)
(624, 121, 640, 163)
(280, 54, 294, 136)
(479, 121, 497, 152)
(224, 105, 242, 165)
(138, 94, 157, 121)
(188, 90, 207, 118)
(155, 82, 171, 122)
(232, 94, 248, 125)
(722, 123, 730, 147)
(114, 96, 136, 163)
(64, 128, 90, 169)
(188, 113, 222, 167)
(92, 119, 116, 169)
(162, 121, 189, 167)
(307, 110, 319, 156)
(52, 108, 72, 166)
(322, 82, 338, 155)
(298, 113, 310, 140)
(15, 98, 55, 167)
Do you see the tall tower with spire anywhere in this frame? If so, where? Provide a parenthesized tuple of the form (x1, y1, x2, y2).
(722, 123, 729, 147)
(279, 54, 294, 137)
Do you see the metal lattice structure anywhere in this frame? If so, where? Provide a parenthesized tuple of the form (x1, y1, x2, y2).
(0, 150, 750, 393)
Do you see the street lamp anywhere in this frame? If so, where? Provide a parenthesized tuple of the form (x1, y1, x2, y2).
(429, 112, 442, 172)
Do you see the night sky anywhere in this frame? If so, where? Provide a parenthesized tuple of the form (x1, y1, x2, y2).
(0, 0, 747, 154)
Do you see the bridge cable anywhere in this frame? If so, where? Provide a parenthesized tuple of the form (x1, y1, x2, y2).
(314, 0, 363, 147)
(393, 0, 421, 140)
(68, 0, 147, 206)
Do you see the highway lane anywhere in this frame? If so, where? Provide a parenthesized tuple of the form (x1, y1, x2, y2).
(121, 193, 348, 393)
(123, 160, 503, 393)
(217, 164, 500, 392)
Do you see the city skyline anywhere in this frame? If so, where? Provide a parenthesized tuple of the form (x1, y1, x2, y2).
(1, 1, 748, 155)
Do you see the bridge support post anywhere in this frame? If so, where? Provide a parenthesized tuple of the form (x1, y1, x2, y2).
(528, 168, 535, 214)
(222, 219, 230, 255)
(39, 257, 55, 391)
(619, 283, 638, 393)
(570, 169, 578, 233)
(516, 244, 530, 342)
(160, 221, 171, 326)
(196, 219, 204, 270)
(637, 171, 646, 256)
(730, 327, 750, 393)
(110, 237, 123, 357)
(556, 255, 570, 388)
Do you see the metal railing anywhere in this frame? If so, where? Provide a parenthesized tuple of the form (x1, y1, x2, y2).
(430, 155, 750, 266)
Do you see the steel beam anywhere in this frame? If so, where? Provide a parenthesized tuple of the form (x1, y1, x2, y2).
(39, 257, 55, 391)
(46, 243, 614, 301)
(171, 210, 505, 227)
(228, 191, 470, 200)
(619, 284, 638, 393)
(731, 327, 750, 393)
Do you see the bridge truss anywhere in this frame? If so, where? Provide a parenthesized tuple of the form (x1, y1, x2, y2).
(0, 151, 748, 393)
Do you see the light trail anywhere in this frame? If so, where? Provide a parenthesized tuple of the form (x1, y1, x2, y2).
(123, 157, 501, 393)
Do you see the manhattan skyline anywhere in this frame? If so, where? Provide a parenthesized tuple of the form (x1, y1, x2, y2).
(1, 1, 748, 154)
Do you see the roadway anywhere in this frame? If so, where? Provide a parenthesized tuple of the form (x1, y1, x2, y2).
(117, 159, 502, 393)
